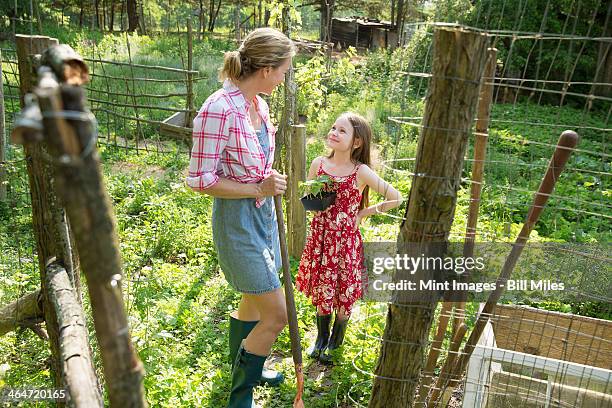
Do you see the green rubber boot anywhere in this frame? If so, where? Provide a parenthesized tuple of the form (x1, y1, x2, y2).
(319, 316, 349, 365)
(307, 314, 332, 359)
(229, 314, 284, 387)
(227, 341, 266, 408)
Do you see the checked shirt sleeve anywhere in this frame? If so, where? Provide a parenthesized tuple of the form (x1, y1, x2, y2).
(186, 103, 231, 191)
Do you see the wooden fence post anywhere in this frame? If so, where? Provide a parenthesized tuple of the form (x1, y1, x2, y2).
(15, 34, 65, 391)
(0, 47, 5, 202)
(288, 124, 306, 258)
(368, 27, 489, 408)
(185, 19, 195, 127)
(34, 45, 146, 407)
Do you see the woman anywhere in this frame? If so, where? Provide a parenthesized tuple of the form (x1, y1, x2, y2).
(186, 28, 295, 407)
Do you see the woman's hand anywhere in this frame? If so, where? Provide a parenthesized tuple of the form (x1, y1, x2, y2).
(259, 170, 287, 197)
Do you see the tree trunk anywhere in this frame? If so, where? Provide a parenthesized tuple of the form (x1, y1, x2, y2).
(109, 0, 115, 31)
(0, 291, 43, 336)
(94, 0, 100, 29)
(258, 0, 262, 27)
(208, 0, 222, 32)
(264, 8, 270, 26)
(79, 0, 85, 27)
(319, 0, 335, 42)
(368, 28, 489, 408)
(234, 1, 241, 43)
(138, 0, 146, 33)
(395, 0, 405, 40)
(127, 0, 138, 32)
(198, 0, 204, 40)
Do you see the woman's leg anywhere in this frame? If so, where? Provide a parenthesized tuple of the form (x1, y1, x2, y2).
(235, 294, 261, 322)
(242, 288, 288, 356)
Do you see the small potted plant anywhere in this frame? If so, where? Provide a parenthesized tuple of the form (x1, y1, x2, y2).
(300, 175, 336, 211)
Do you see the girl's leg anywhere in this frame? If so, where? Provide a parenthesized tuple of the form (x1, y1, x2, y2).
(308, 305, 332, 358)
(242, 287, 288, 356)
(319, 305, 351, 365)
(335, 306, 350, 321)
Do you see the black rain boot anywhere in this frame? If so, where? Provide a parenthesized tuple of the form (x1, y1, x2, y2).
(319, 316, 349, 365)
(307, 314, 332, 359)
(229, 314, 284, 387)
(227, 341, 266, 408)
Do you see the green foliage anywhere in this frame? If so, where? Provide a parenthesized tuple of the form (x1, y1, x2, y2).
(299, 175, 333, 197)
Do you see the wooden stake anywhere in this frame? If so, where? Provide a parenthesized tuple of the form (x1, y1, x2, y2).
(416, 302, 453, 406)
(453, 47, 498, 337)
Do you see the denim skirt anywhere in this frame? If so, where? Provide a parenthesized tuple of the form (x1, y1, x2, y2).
(212, 196, 282, 294)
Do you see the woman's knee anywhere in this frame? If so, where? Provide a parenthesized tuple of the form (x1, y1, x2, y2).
(263, 307, 287, 333)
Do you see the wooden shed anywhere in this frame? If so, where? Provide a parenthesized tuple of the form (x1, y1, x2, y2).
(330, 17, 398, 50)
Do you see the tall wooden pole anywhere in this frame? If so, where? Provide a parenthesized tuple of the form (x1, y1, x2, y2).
(368, 27, 489, 408)
(185, 19, 194, 127)
(288, 124, 306, 258)
(453, 47, 498, 335)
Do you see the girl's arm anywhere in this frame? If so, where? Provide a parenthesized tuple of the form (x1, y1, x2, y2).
(355, 165, 403, 228)
(307, 156, 323, 180)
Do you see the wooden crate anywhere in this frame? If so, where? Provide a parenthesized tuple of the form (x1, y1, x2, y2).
(491, 304, 612, 370)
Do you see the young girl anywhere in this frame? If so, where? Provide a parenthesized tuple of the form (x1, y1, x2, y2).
(296, 112, 403, 364)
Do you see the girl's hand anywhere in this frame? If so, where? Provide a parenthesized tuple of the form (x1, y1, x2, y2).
(354, 210, 367, 231)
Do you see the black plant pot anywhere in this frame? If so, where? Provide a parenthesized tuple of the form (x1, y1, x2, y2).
(300, 191, 337, 211)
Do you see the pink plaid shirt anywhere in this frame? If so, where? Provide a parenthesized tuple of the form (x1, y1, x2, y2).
(186, 80, 276, 207)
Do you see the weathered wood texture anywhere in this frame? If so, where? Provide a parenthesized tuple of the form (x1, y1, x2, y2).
(35, 50, 146, 408)
(46, 262, 103, 407)
(487, 371, 612, 408)
(15, 34, 65, 390)
(0, 47, 6, 201)
(0, 290, 43, 336)
(368, 27, 489, 408)
(288, 124, 306, 258)
(492, 304, 612, 370)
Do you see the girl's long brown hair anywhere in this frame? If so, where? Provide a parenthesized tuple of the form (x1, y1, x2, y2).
(328, 112, 372, 210)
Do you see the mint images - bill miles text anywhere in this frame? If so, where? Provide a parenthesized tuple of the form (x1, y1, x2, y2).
(372, 279, 565, 292)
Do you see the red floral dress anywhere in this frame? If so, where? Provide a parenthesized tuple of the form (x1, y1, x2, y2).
(296, 161, 366, 316)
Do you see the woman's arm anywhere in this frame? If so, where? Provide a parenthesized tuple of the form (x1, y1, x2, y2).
(356, 165, 403, 222)
(200, 171, 287, 199)
(186, 101, 287, 199)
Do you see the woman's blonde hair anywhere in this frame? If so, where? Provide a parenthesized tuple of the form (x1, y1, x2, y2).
(219, 28, 296, 82)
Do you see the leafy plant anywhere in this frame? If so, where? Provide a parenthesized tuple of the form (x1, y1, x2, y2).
(299, 175, 333, 197)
